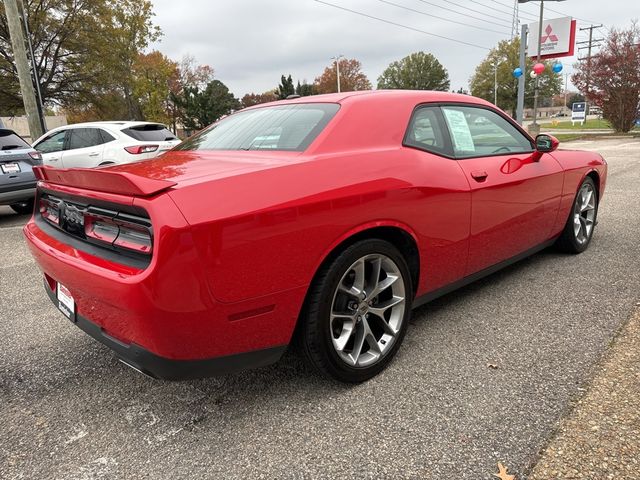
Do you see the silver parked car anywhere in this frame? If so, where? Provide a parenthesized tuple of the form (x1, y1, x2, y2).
(0, 128, 43, 214)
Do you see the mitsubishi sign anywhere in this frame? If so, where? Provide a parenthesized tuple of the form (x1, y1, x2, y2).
(528, 17, 577, 59)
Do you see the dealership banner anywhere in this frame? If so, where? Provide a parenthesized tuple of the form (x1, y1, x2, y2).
(528, 17, 577, 59)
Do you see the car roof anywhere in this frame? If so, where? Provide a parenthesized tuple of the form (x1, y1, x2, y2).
(251, 89, 493, 109)
(47, 121, 166, 132)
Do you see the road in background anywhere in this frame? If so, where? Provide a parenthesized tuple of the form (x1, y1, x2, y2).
(1, 138, 639, 479)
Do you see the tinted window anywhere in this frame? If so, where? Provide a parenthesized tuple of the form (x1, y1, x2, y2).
(100, 129, 116, 143)
(0, 130, 30, 150)
(404, 107, 452, 156)
(35, 131, 66, 153)
(441, 106, 533, 157)
(68, 128, 105, 149)
(122, 125, 177, 142)
(176, 103, 340, 152)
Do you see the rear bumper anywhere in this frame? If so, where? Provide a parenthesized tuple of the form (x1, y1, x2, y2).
(43, 281, 287, 380)
(0, 181, 36, 204)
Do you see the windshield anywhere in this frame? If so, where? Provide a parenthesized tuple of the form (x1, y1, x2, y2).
(175, 103, 340, 152)
(122, 125, 177, 142)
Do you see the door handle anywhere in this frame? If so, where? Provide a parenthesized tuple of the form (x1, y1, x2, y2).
(471, 170, 488, 182)
(88, 152, 100, 157)
(48, 157, 60, 162)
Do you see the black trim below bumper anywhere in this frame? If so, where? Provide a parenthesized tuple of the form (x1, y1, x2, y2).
(44, 282, 287, 380)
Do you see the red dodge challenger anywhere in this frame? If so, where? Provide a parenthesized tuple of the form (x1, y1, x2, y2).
(24, 91, 607, 382)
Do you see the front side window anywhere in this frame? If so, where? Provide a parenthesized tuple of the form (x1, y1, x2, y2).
(404, 106, 452, 156)
(175, 103, 340, 152)
(35, 131, 66, 153)
(441, 106, 533, 158)
(68, 128, 105, 150)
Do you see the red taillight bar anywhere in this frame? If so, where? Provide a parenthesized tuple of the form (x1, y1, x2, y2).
(124, 145, 159, 155)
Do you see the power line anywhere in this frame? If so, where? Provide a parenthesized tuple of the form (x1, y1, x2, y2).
(484, 0, 540, 20)
(467, 0, 535, 21)
(414, 0, 513, 28)
(314, 0, 492, 50)
(377, 0, 510, 34)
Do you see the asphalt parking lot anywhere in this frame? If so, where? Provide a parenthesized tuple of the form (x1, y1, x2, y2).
(1, 137, 639, 480)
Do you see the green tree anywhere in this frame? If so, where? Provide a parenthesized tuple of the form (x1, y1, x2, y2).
(469, 37, 562, 116)
(377, 52, 450, 91)
(277, 74, 295, 99)
(295, 81, 315, 96)
(572, 23, 640, 132)
(0, 0, 161, 118)
(565, 92, 585, 109)
(131, 51, 177, 124)
(172, 79, 240, 131)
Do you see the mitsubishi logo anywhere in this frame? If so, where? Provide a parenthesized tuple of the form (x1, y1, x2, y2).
(541, 24, 559, 43)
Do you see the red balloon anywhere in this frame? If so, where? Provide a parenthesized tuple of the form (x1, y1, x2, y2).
(533, 63, 545, 75)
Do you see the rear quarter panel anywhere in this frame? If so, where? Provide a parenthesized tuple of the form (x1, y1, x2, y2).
(168, 148, 471, 304)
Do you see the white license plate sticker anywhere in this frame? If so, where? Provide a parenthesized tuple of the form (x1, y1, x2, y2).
(1, 163, 20, 174)
(57, 283, 75, 319)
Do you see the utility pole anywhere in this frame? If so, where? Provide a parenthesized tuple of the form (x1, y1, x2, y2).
(511, 0, 520, 39)
(19, 0, 46, 133)
(578, 24, 603, 105)
(332, 55, 344, 93)
(4, 0, 43, 140)
(516, 23, 527, 124)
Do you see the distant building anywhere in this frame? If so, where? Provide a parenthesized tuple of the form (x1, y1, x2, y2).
(0, 115, 68, 142)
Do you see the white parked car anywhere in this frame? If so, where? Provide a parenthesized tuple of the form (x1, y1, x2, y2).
(32, 121, 181, 168)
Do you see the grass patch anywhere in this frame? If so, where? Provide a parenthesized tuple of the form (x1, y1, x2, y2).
(554, 133, 587, 142)
(540, 118, 612, 130)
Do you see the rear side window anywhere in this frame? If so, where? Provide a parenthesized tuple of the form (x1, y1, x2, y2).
(175, 103, 340, 152)
(68, 128, 105, 149)
(122, 125, 177, 142)
(100, 129, 116, 143)
(0, 130, 30, 150)
(404, 106, 452, 156)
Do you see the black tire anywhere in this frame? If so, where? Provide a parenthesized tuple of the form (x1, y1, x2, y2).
(299, 239, 413, 383)
(10, 198, 34, 215)
(555, 176, 598, 253)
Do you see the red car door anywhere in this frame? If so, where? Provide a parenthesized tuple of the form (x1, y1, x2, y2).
(440, 105, 564, 276)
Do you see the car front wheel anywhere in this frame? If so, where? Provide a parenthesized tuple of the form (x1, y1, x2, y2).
(555, 176, 598, 253)
(299, 239, 413, 383)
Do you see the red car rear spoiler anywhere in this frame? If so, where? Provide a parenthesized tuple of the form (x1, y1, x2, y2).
(33, 166, 177, 197)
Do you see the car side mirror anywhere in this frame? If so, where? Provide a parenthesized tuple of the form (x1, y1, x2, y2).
(531, 134, 559, 162)
(535, 134, 559, 153)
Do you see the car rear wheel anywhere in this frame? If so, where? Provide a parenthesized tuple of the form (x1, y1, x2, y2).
(299, 239, 413, 382)
(10, 198, 34, 215)
(555, 177, 598, 253)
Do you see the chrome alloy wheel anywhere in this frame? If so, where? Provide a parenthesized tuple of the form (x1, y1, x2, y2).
(573, 182, 596, 245)
(329, 254, 406, 368)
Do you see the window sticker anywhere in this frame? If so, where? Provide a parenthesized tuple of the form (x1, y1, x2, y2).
(443, 108, 475, 152)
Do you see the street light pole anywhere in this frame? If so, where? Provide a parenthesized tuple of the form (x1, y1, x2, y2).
(332, 55, 344, 93)
(494, 63, 498, 106)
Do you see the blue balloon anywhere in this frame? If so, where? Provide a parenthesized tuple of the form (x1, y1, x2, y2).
(513, 67, 523, 78)
(552, 62, 563, 73)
